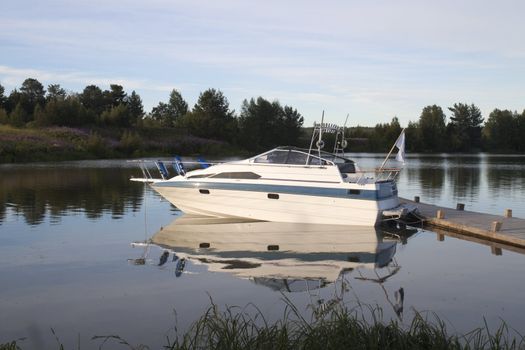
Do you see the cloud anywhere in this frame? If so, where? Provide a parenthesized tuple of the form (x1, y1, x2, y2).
(1, 0, 524, 125)
(0, 65, 201, 114)
(0, 65, 144, 90)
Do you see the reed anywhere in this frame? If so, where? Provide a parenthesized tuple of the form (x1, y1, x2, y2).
(2, 301, 524, 350)
(162, 299, 524, 350)
(0, 342, 21, 350)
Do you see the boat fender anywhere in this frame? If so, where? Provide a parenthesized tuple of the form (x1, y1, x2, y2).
(158, 250, 169, 266)
(175, 258, 186, 277)
(155, 161, 170, 179)
(173, 156, 186, 176)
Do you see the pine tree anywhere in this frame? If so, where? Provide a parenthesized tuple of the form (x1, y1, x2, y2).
(448, 103, 483, 151)
(126, 91, 144, 125)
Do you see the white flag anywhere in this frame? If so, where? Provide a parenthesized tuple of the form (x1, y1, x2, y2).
(395, 130, 406, 163)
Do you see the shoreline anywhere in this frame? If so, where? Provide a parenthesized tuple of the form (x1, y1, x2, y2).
(2, 125, 524, 164)
(0, 125, 244, 164)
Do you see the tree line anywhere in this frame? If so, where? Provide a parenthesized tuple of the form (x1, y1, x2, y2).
(0, 78, 304, 152)
(1, 78, 524, 153)
(351, 104, 525, 153)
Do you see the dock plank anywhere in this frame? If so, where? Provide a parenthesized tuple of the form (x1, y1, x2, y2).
(399, 198, 525, 248)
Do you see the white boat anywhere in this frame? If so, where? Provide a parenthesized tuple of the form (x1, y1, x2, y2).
(132, 122, 410, 226)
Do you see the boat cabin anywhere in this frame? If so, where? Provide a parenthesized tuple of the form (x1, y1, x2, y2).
(250, 147, 356, 174)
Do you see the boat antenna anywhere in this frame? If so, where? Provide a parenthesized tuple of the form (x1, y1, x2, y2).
(333, 114, 349, 155)
(342, 113, 349, 151)
(318, 111, 324, 161)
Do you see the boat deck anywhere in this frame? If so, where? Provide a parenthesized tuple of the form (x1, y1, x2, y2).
(400, 198, 525, 248)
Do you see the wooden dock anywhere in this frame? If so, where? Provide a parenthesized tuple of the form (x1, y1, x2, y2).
(400, 198, 525, 249)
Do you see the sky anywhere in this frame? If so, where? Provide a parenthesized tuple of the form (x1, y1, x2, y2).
(1, 0, 524, 126)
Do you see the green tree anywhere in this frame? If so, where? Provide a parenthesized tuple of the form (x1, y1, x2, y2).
(9, 102, 29, 127)
(167, 89, 188, 124)
(33, 104, 46, 125)
(447, 103, 483, 152)
(106, 84, 127, 107)
(0, 107, 8, 124)
(149, 102, 171, 126)
(482, 109, 517, 152)
(19, 78, 46, 117)
(405, 121, 421, 152)
(281, 106, 304, 144)
(371, 117, 402, 151)
(181, 89, 236, 140)
(35, 95, 94, 126)
(238, 97, 302, 151)
(46, 84, 67, 102)
(345, 125, 373, 151)
(516, 111, 525, 152)
(6, 89, 22, 114)
(119, 130, 142, 155)
(418, 105, 446, 151)
(0, 84, 7, 124)
(100, 104, 131, 127)
(149, 89, 188, 127)
(85, 132, 109, 157)
(80, 85, 106, 117)
(238, 97, 282, 151)
(126, 91, 144, 125)
(0, 83, 7, 109)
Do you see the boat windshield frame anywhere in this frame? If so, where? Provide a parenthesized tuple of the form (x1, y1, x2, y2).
(250, 147, 354, 166)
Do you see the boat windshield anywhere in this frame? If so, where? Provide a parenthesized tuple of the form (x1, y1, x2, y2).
(254, 148, 355, 166)
(252, 148, 356, 172)
(253, 149, 329, 165)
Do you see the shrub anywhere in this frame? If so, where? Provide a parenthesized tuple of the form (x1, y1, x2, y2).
(119, 130, 142, 155)
(85, 132, 108, 158)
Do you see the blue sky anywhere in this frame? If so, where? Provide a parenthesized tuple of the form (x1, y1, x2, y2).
(1, 0, 524, 126)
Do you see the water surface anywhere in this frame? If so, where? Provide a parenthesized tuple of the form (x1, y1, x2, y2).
(1, 154, 524, 349)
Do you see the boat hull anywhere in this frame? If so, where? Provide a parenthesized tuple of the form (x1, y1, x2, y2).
(152, 183, 399, 226)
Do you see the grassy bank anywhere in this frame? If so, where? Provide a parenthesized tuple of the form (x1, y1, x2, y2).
(0, 125, 242, 163)
(166, 303, 524, 350)
(2, 302, 524, 350)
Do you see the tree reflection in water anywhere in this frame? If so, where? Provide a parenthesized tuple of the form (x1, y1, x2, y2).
(446, 155, 481, 200)
(0, 164, 145, 225)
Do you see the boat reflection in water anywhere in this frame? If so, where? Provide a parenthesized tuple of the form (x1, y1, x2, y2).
(149, 215, 411, 294)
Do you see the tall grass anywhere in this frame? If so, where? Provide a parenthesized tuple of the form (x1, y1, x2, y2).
(163, 299, 524, 350)
(2, 300, 524, 350)
(0, 342, 21, 350)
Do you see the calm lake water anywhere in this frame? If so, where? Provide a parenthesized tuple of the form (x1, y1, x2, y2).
(1, 154, 525, 349)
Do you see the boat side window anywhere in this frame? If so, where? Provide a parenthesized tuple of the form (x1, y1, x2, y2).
(211, 172, 261, 179)
(338, 162, 356, 173)
(187, 174, 215, 179)
(254, 150, 289, 164)
(286, 150, 309, 165)
(307, 156, 329, 165)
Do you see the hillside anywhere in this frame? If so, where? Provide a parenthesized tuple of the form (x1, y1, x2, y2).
(0, 125, 240, 163)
